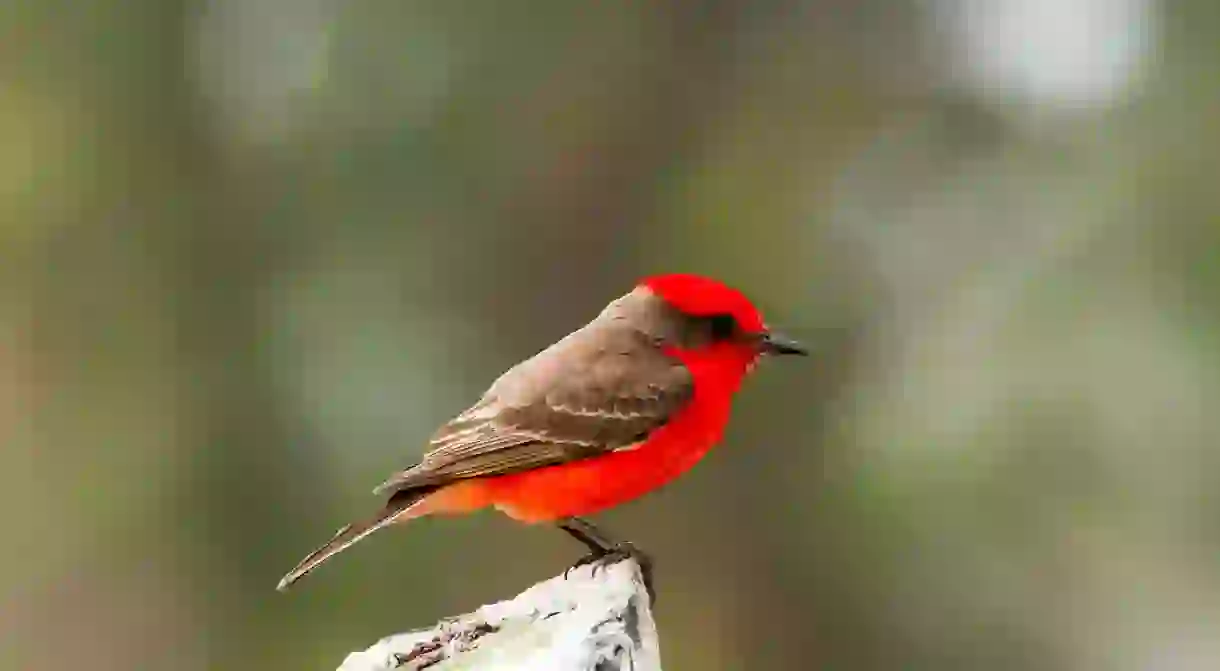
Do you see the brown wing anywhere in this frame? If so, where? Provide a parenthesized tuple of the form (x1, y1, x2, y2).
(372, 325, 693, 495)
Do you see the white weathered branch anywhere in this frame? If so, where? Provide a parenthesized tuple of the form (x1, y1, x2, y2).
(336, 556, 660, 670)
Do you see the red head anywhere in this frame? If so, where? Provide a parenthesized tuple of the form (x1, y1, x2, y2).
(641, 273, 766, 333)
(639, 273, 806, 362)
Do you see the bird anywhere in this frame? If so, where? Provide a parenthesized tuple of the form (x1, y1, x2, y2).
(276, 273, 807, 599)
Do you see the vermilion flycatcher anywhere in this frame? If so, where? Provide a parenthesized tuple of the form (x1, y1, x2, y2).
(276, 273, 806, 597)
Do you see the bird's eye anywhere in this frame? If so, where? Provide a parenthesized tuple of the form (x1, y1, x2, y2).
(707, 313, 737, 340)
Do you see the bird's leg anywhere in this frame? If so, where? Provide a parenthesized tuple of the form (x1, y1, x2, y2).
(558, 516, 617, 554)
(557, 517, 655, 603)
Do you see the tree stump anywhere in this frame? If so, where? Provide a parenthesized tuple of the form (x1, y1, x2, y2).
(335, 555, 660, 670)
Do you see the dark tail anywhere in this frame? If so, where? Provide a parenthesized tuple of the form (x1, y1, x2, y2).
(276, 490, 428, 592)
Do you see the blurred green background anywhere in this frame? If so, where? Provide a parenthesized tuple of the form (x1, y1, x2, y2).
(3, 1, 1219, 669)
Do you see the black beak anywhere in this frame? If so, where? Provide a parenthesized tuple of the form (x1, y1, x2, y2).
(760, 331, 808, 356)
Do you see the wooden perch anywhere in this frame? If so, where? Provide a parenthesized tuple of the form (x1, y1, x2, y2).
(335, 556, 661, 670)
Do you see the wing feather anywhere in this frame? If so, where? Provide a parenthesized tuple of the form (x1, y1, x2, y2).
(373, 326, 692, 495)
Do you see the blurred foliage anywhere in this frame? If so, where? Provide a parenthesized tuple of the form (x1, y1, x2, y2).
(2, 1, 1218, 670)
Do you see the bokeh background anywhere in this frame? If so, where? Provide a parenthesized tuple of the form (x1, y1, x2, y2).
(3, 1, 1218, 669)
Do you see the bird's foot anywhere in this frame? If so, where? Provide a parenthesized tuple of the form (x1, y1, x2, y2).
(564, 541, 656, 604)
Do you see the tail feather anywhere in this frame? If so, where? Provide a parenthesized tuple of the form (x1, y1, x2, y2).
(276, 491, 427, 592)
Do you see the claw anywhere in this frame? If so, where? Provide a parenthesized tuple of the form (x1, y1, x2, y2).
(556, 518, 656, 604)
(562, 542, 656, 604)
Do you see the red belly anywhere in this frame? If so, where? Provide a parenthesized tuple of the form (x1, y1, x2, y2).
(479, 400, 726, 522)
